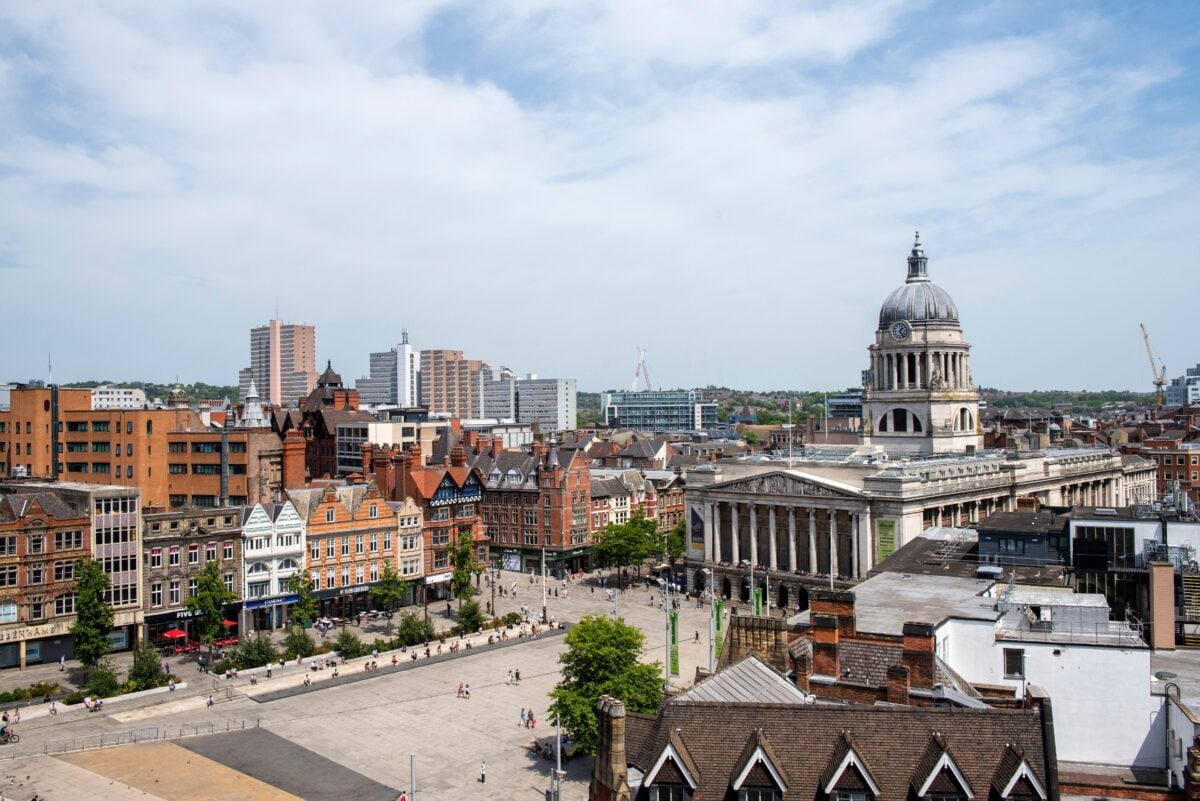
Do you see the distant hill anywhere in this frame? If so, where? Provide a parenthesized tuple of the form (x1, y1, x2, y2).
(60, 380, 240, 403)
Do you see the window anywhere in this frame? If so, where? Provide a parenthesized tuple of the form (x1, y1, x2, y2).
(326, 539, 335, 558)
(341, 567, 350, 587)
(650, 788, 692, 801)
(341, 537, 350, 556)
(370, 562, 379, 582)
(432, 508, 450, 522)
(458, 504, 475, 518)
(29, 535, 43, 554)
(192, 464, 221, 475)
(55, 593, 76, 615)
(188, 578, 197, 598)
(170, 495, 187, 508)
(149, 548, 162, 568)
(355, 535, 364, 554)
(169, 464, 187, 474)
(151, 582, 162, 607)
(0, 537, 14, 556)
(224, 573, 234, 593)
(52, 561, 73, 582)
(28, 601, 43, 620)
(326, 572, 335, 589)
(832, 793, 868, 801)
(192, 442, 218, 454)
(401, 558, 420, 576)
(1004, 648, 1025, 679)
(29, 565, 43, 584)
(356, 564, 365, 584)
(169, 546, 180, 566)
(369, 504, 378, 519)
(168, 442, 186, 453)
(325, 508, 335, 523)
(369, 533, 378, 552)
(401, 535, 418, 551)
(0, 566, 17, 586)
(247, 581, 269, 599)
(383, 532, 393, 551)
(434, 552, 450, 570)
(206, 542, 216, 562)
(311, 540, 321, 562)
(223, 541, 233, 560)
(169, 581, 180, 605)
(188, 544, 199, 564)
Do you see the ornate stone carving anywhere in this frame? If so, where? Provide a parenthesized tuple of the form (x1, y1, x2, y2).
(717, 472, 856, 499)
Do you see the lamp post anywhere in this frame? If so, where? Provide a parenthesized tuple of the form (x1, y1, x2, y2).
(541, 546, 547, 624)
(701, 567, 715, 673)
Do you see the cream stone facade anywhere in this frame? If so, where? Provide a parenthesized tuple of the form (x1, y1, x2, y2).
(684, 237, 1142, 610)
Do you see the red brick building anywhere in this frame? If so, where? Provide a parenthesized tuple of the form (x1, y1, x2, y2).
(362, 441, 487, 605)
(1141, 432, 1200, 506)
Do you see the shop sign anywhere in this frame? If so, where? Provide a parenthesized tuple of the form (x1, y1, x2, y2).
(424, 573, 451, 585)
(339, 584, 369, 596)
(244, 594, 299, 610)
(0, 622, 66, 642)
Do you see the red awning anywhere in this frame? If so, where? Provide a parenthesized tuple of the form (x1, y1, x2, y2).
(222, 620, 237, 627)
(162, 628, 188, 639)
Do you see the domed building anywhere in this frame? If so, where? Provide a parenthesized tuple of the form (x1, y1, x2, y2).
(862, 234, 981, 454)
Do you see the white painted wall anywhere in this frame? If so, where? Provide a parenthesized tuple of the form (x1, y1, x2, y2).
(938, 618, 1165, 767)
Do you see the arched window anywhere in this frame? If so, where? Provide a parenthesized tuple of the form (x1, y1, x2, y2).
(878, 413, 890, 432)
(912, 414, 923, 432)
(278, 558, 300, 572)
(247, 561, 271, 575)
(894, 409, 909, 432)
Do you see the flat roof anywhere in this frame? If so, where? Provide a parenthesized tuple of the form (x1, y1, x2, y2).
(819, 572, 1000, 636)
(1004, 590, 1108, 608)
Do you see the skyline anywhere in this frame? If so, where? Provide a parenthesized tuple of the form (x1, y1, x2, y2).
(1, 2, 1197, 393)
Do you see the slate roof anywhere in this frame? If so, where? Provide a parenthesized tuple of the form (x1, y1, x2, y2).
(675, 656, 812, 705)
(0, 492, 84, 523)
(589, 477, 629, 500)
(623, 695, 1051, 800)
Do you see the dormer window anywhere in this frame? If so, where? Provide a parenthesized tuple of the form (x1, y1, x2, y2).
(325, 508, 335, 523)
(651, 787, 691, 801)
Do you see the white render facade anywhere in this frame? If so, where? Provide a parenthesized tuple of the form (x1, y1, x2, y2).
(90, 385, 147, 410)
(517, 377, 577, 433)
(239, 501, 306, 631)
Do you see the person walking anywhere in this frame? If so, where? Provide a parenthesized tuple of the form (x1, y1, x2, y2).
(59, 655, 65, 672)
(464, 683, 471, 700)
(506, 670, 513, 685)
(480, 762, 486, 784)
(515, 668, 521, 685)
(519, 708, 526, 728)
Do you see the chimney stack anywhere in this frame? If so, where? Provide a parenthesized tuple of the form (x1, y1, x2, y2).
(282, 429, 306, 490)
(901, 622, 936, 689)
(811, 613, 840, 678)
(886, 664, 910, 704)
(591, 696, 632, 801)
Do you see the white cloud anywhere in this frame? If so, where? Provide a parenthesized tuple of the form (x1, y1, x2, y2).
(0, 1, 1195, 393)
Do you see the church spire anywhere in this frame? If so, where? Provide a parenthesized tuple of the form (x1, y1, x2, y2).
(906, 231, 928, 282)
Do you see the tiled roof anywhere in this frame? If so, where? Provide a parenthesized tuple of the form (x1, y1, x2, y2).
(623, 698, 1049, 800)
(0, 492, 83, 523)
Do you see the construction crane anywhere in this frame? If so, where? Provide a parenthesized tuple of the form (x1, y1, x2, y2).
(1140, 323, 1167, 408)
(631, 347, 655, 392)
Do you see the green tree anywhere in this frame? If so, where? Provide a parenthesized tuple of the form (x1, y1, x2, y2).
(548, 615, 664, 756)
(457, 599, 484, 634)
(450, 531, 483, 611)
(369, 560, 409, 632)
(591, 510, 660, 589)
(69, 557, 114, 667)
(87, 657, 121, 698)
(128, 642, 166, 691)
(284, 626, 315, 660)
(186, 559, 236, 670)
(285, 569, 318, 629)
(232, 632, 279, 669)
(396, 611, 434, 646)
(665, 520, 686, 564)
(333, 629, 366, 659)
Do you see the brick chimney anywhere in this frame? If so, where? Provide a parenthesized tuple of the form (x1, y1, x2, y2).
(886, 664, 910, 704)
(810, 589, 856, 639)
(591, 695, 632, 801)
(901, 622, 936, 689)
(1149, 561, 1177, 651)
(811, 613, 840, 677)
(450, 442, 466, 468)
(492, 435, 504, 456)
(282, 429, 306, 490)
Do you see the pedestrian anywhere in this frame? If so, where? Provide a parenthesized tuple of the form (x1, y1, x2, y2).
(529, 711, 536, 728)
(303, 674, 311, 687)
(515, 668, 521, 684)
(372, 648, 378, 661)
(520, 708, 526, 728)
(59, 655, 65, 672)
(266, 662, 273, 678)
(48, 701, 57, 716)
(164, 661, 170, 675)
(251, 673, 258, 686)
(464, 683, 471, 700)
(480, 762, 486, 784)
(695, 630, 700, 644)
(591, 586, 594, 594)
(458, 682, 464, 698)
(207, 695, 214, 708)
(392, 654, 398, 667)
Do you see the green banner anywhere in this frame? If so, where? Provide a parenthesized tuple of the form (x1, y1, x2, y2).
(877, 519, 897, 563)
(714, 599, 724, 658)
(669, 611, 679, 676)
(753, 587, 763, 616)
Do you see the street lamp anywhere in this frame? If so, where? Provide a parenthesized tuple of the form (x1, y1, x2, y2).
(541, 546, 548, 624)
(701, 567, 715, 673)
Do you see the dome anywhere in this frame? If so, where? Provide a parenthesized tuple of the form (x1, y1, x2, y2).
(877, 234, 959, 327)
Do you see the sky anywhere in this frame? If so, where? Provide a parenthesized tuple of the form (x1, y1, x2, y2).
(1, 2, 1197, 394)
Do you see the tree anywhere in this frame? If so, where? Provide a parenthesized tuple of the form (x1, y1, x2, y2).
(665, 520, 686, 564)
(69, 557, 114, 667)
(232, 632, 279, 669)
(369, 560, 409, 632)
(591, 510, 660, 589)
(186, 559, 236, 669)
(549, 615, 664, 755)
(284, 626, 315, 660)
(128, 641, 166, 691)
(450, 531, 483, 611)
(285, 569, 318, 629)
(457, 599, 484, 634)
(333, 629, 366, 659)
(87, 656, 121, 698)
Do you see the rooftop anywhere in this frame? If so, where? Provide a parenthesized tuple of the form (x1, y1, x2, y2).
(792, 572, 999, 636)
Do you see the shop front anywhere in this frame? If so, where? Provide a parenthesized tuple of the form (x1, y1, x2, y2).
(145, 604, 242, 650)
(424, 572, 451, 603)
(316, 584, 372, 619)
(243, 594, 298, 631)
(0, 621, 75, 670)
(506, 546, 593, 581)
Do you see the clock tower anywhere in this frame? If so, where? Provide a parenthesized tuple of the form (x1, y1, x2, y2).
(861, 234, 981, 454)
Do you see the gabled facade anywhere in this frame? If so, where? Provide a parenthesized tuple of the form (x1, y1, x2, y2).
(239, 500, 305, 630)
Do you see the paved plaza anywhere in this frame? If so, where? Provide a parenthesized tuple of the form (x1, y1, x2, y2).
(0, 569, 720, 800)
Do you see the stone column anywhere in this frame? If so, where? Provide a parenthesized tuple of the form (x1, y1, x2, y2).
(860, 505, 873, 574)
(829, 510, 839, 577)
(850, 513, 859, 579)
(712, 502, 722, 562)
(787, 507, 797, 573)
(700, 503, 710, 561)
(730, 502, 740, 565)
(749, 503, 759, 568)
(768, 506, 778, 571)
(899, 352, 907, 387)
(808, 508, 817, 572)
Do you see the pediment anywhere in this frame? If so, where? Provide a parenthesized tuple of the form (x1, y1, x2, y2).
(709, 471, 862, 500)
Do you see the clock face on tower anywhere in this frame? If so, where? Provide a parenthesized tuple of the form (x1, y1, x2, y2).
(890, 321, 911, 341)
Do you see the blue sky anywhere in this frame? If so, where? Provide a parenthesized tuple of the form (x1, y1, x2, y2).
(0, 1, 1196, 393)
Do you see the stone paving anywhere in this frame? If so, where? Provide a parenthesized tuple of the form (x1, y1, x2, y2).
(0, 568, 721, 800)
